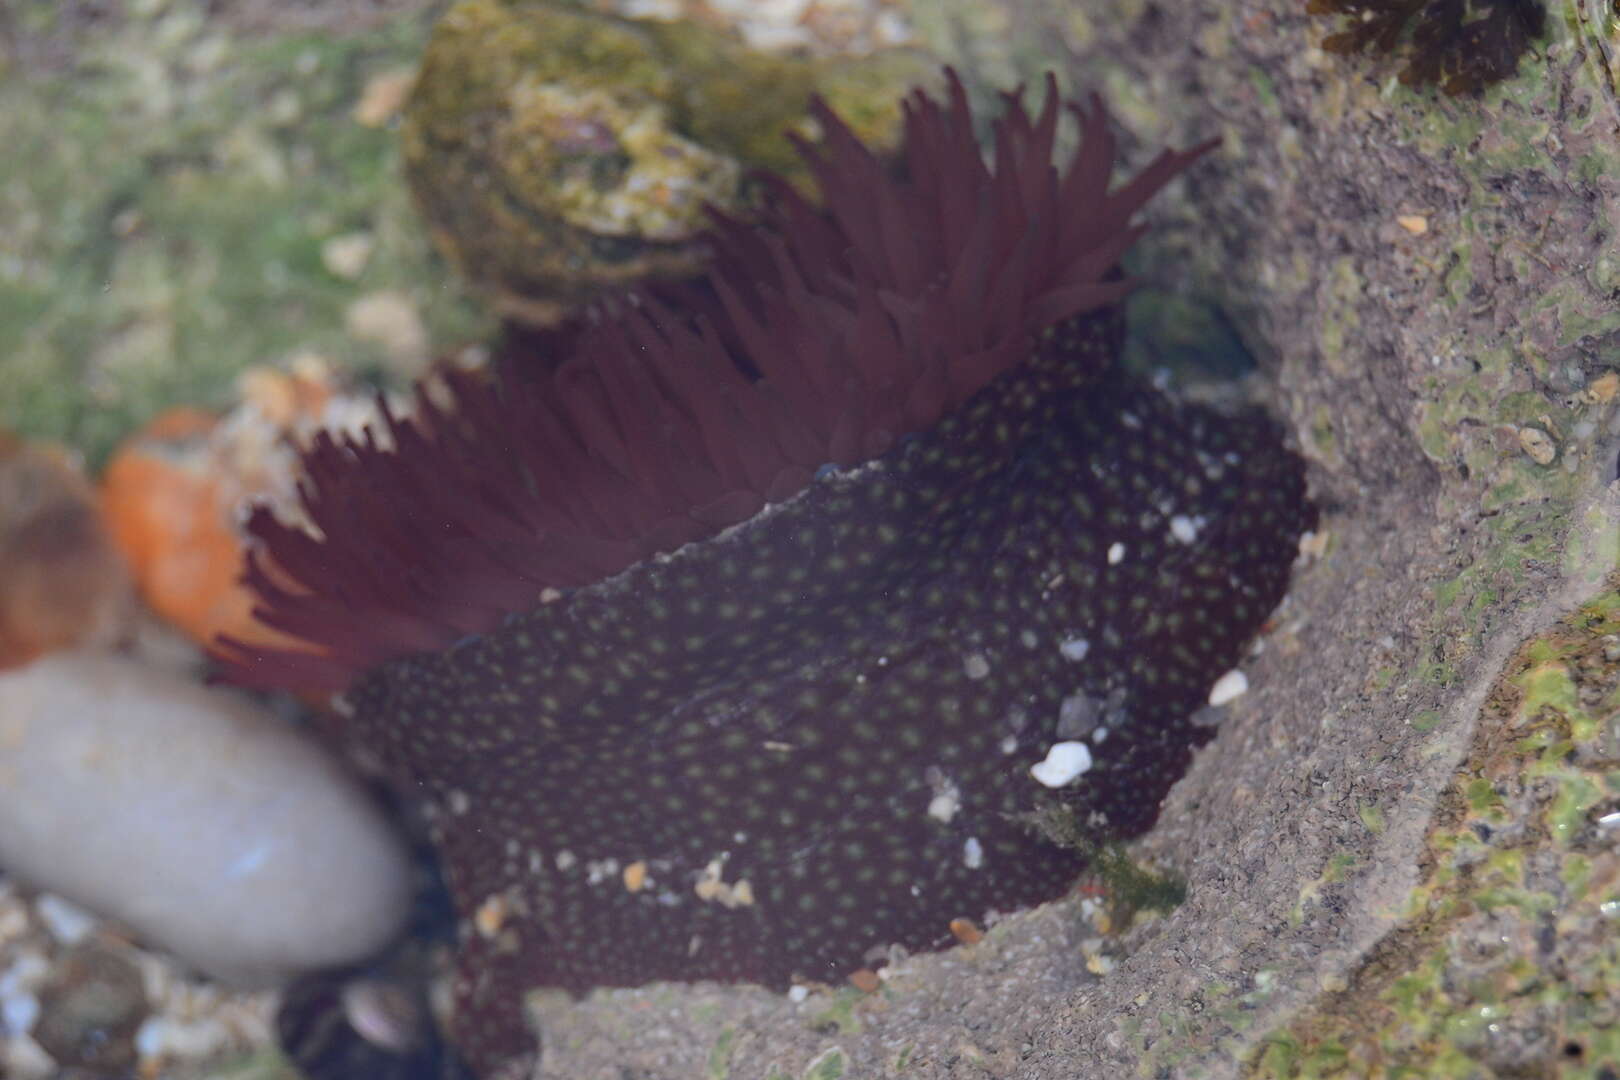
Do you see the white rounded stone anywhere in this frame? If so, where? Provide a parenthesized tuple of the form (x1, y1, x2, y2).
(1029, 740, 1094, 788)
(1208, 668, 1250, 707)
(0, 651, 412, 985)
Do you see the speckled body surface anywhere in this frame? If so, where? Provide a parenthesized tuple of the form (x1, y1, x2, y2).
(341, 311, 1311, 1073)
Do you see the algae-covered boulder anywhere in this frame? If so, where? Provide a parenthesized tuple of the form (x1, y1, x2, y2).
(401, 0, 937, 325)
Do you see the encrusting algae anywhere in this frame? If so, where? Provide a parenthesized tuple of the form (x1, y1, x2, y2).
(402, 0, 937, 327)
(221, 72, 1316, 1079)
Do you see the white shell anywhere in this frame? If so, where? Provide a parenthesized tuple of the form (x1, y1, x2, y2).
(1208, 669, 1250, 707)
(1029, 740, 1094, 788)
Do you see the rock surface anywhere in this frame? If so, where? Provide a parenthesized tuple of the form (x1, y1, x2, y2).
(401, 0, 937, 325)
(0, 652, 412, 987)
(515, 2, 1620, 1078)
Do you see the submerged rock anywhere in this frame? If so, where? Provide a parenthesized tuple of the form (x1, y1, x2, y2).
(401, 0, 935, 325)
(0, 652, 412, 986)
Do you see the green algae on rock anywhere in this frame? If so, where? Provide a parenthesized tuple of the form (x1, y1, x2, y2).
(1248, 582, 1620, 1079)
(0, 0, 485, 470)
(401, 0, 937, 326)
(225, 73, 1315, 1079)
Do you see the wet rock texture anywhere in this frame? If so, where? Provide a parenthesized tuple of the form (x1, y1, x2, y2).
(522, 2, 1620, 1077)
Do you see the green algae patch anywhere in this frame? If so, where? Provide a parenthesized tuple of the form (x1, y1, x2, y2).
(1315, 256, 1362, 377)
(807, 989, 866, 1039)
(0, 0, 489, 467)
(708, 1026, 737, 1079)
(1291, 853, 1359, 928)
(1034, 808, 1187, 924)
(801, 1046, 848, 1080)
(1243, 583, 1620, 1079)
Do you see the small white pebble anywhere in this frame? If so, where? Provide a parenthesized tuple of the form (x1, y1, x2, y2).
(962, 837, 984, 870)
(1208, 669, 1250, 707)
(1029, 741, 1094, 788)
(963, 654, 990, 680)
(1107, 542, 1126, 565)
(1058, 637, 1090, 662)
(1, 1032, 53, 1079)
(926, 791, 959, 824)
(0, 895, 28, 942)
(34, 893, 98, 946)
(1, 989, 39, 1035)
(999, 734, 1019, 755)
(0, 951, 50, 1003)
(135, 1015, 229, 1060)
(874, 8, 911, 44)
(1518, 425, 1556, 466)
(320, 232, 374, 280)
(134, 1017, 167, 1059)
(1168, 515, 1202, 544)
(787, 985, 809, 1003)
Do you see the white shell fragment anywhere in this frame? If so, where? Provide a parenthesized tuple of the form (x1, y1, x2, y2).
(1208, 668, 1250, 707)
(1058, 637, 1090, 662)
(927, 790, 960, 823)
(1029, 740, 1094, 788)
(1168, 515, 1203, 544)
(0, 651, 413, 986)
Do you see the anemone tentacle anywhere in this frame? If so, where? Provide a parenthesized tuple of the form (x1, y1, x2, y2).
(217, 71, 1214, 693)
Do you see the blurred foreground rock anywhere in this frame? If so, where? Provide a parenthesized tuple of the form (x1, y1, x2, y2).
(0, 651, 413, 987)
(402, 0, 936, 325)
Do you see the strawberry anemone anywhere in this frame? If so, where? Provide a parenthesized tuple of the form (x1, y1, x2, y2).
(221, 72, 1314, 1080)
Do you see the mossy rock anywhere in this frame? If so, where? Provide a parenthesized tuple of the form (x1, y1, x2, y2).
(401, 0, 937, 325)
